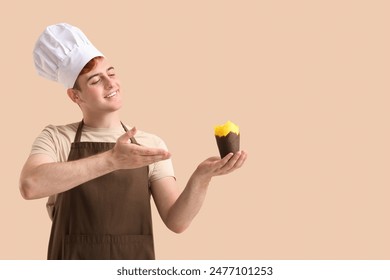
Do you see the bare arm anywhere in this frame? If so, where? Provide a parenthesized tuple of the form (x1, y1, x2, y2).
(19, 127, 171, 200)
(151, 151, 247, 233)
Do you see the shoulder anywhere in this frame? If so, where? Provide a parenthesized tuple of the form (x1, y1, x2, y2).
(39, 122, 79, 142)
(138, 130, 166, 146)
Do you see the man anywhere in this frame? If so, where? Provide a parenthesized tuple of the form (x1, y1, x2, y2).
(19, 23, 247, 259)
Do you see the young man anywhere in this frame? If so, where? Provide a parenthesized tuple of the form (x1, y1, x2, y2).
(20, 23, 247, 259)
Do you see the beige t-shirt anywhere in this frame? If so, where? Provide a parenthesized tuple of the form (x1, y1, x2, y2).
(30, 122, 175, 218)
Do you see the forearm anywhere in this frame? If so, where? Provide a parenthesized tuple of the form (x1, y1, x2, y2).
(165, 171, 211, 233)
(20, 151, 115, 200)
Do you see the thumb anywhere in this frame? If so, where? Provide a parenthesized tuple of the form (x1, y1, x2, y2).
(118, 127, 137, 143)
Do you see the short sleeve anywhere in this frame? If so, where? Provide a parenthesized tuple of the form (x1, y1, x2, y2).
(30, 125, 60, 162)
(146, 135, 175, 182)
(30, 124, 73, 163)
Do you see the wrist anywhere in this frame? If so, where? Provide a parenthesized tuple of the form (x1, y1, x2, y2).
(192, 168, 212, 186)
(100, 150, 117, 172)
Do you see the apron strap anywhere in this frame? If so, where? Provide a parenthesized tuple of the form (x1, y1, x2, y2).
(120, 121, 128, 132)
(74, 120, 84, 143)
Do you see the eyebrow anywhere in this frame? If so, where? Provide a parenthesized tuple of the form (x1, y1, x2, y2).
(86, 67, 115, 82)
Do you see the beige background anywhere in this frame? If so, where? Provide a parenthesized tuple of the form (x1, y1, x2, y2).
(1, 0, 389, 259)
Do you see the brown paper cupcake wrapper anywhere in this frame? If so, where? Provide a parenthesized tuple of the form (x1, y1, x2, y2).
(215, 132, 240, 158)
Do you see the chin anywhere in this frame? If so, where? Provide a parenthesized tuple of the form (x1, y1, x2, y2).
(110, 103, 123, 112)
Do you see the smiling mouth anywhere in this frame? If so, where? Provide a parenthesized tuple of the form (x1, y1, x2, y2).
(105, 91, 118, 98)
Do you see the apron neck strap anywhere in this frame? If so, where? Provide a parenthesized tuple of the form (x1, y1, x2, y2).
(74, 120, 84, 143)
(120, 121, 128, 132)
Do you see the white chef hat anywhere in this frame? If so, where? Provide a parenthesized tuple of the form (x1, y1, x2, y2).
(33, 23, 104, 88)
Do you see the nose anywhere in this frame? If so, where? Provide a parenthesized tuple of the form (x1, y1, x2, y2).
(104, 76, 114, 89)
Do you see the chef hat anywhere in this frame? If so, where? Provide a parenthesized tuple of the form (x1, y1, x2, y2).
(33, 23, 104, 88)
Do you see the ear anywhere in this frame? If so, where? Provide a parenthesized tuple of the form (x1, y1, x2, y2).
(67, 88, 80, 104)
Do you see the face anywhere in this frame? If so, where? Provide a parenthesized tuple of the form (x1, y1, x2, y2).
(69, 57, 122, 116)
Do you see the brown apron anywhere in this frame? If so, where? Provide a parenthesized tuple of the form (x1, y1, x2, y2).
(47, 121, 155, 260)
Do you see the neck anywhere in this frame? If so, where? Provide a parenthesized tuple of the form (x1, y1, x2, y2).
(82, 112, 122, 128)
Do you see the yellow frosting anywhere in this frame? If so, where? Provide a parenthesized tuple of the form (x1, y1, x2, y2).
(214, 120, 240, 137)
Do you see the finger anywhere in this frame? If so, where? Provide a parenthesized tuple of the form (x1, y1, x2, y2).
(141, 150, 171, 159)
(135, 146, 171, 158)
(231, 150, 247, 169)
(217, 153, 234, 168)
(117, 127, 137, 143)
(206, 156, 221, 162)
(220, 151, 242, 171)
(140, 153, 172, 165)
(218, 151, 247, 174)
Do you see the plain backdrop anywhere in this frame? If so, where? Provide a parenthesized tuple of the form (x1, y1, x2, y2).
(1, 0, 389, 259)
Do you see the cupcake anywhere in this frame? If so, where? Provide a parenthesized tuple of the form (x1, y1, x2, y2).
(214, 121, 240, 158)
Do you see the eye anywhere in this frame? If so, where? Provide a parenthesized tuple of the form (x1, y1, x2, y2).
(90, 78, 101, 85)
